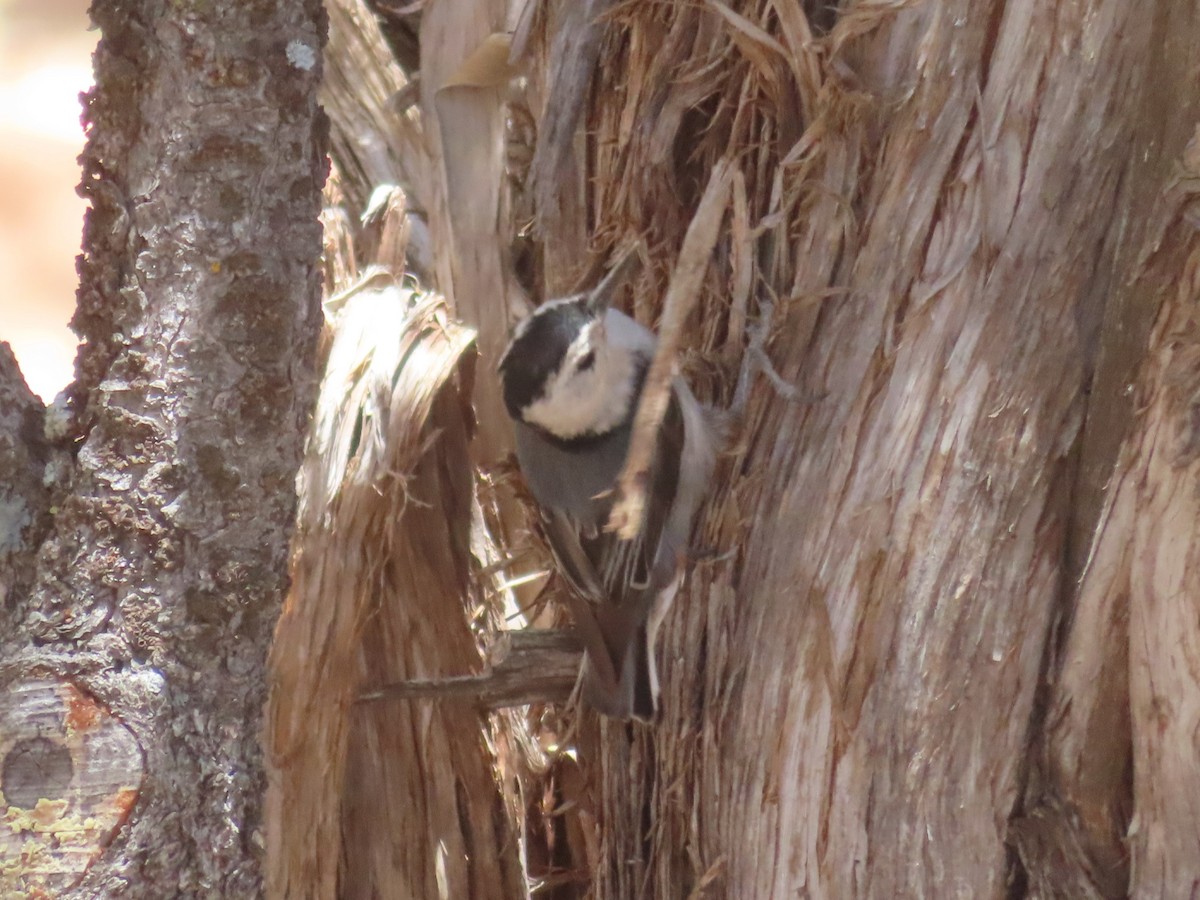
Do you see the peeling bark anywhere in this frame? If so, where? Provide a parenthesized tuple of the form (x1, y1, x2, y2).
(8, 0, 1200, 896)
(1123, 242, 1200, 893)
(264, 281, 530, 900)
(513, 1, 1200, 898)
(305, 0, 1200, 894)
(1019, 8, 1200, 898)
(322, 0, 428, 221)
(1027, 135, 1200, 899)
(421, 0, 526, 455)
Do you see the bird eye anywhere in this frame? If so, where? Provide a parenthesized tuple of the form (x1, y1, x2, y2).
(576, 350, 596, 371)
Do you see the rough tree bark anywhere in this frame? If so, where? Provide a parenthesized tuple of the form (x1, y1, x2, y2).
(1023, 127, 1200, 898)
(8, 0, 1200, 897)
(266, 0, 1200, 897)
(0, 0, 327, 895)
(264, 268, 534, 900)
(432, 0, 1200, 897)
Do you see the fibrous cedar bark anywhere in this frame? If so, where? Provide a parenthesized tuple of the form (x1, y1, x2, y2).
(1120, 230, 1200, 894)
(1022, 128, 1200, 898)
(1016, 7, 1200, 898)
(0, 0, 327, 893)
(298, 0, 1200, 894)
(507, 1, 1200, 897)
(34, 0, 1185, 894)
(264, 277, 531, 900)
(420, 0, 527, 455)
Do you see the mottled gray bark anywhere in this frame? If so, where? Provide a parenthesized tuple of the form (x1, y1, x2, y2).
(0, 0, 327, 894)
(0, 345, 49, 624)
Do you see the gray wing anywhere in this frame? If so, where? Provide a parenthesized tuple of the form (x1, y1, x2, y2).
(516, 393, 686, 648)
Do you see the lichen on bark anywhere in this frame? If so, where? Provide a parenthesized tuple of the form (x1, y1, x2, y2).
(1, 0, 329, 894)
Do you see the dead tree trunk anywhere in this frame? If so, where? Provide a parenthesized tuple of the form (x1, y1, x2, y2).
(450, 0, 1200, 897)
(274, 0, 1200, 896)
(0, 0, 326, 894)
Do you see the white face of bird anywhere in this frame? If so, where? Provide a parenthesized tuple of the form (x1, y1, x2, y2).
(521, 309, 652, 440)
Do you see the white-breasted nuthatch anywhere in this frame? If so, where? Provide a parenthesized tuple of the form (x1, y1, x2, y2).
(498, 252, 719, 721)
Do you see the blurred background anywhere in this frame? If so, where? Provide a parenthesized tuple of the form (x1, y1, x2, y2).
(0, 0, 93, 401)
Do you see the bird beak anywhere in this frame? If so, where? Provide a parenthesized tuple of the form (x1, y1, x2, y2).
(585, 242, 644, 315)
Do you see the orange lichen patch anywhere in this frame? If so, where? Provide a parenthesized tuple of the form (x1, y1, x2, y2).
(60, 683, 102, 735)
(107, 786, 139, 826)
(2, 681, 144, 896)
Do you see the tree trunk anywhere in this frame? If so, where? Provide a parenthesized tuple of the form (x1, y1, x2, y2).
(497, 1, 1200, 897)
(8, 0, 1200, 897)
(1025, 129, 1200, 898)
(0, 0, 326, 894)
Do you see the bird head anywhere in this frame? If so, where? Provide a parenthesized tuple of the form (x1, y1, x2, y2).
(498, 250, 650, 441)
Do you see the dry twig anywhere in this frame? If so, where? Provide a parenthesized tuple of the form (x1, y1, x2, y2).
(606, 158, 734, 539)
(359, 629, 582, 708)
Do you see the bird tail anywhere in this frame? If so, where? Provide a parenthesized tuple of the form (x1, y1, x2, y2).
(582, 621, 660, 723)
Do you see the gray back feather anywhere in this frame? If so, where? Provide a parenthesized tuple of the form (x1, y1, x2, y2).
(514, 419, 631, 534)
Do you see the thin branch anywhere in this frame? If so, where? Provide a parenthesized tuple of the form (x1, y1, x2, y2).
(731, 292, 826, 418)
(358, 628, 582, 709)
